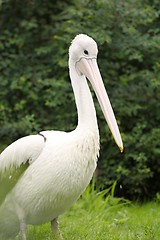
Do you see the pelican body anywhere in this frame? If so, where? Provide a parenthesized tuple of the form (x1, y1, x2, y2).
(0, 34, 123, 239)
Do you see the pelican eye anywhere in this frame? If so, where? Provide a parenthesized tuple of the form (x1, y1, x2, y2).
(84, 50, 89, 55)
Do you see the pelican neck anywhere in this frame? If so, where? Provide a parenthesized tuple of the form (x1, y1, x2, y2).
(69, 63, 99, 132)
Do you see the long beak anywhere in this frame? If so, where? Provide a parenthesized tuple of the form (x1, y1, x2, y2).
(76, 58, 124, 152)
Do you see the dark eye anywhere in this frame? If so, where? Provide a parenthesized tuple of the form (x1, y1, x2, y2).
(84, 50, 89, 55)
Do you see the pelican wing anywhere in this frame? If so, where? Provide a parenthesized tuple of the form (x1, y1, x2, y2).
(0, 134, 45, 204)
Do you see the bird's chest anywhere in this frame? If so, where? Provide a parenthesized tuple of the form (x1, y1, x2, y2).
(45, 134, 99, 215)
(45, 131, 99, 198)
(15, 131, 100, 223)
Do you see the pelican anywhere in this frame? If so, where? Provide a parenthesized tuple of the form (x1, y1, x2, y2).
(0, 34, 123, 240)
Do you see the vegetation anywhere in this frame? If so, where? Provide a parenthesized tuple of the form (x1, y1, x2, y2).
(0, 0, 160, 200)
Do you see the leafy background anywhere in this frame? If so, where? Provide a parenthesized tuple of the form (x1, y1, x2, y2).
(0, 0, 160, 200)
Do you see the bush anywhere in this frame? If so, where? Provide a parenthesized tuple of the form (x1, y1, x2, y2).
(0, 0, 160, 200)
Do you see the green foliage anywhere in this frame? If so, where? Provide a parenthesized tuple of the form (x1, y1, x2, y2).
(0, 0, 76, 147)
(0, 0, 160, 199)
(94, 0, 160, 200)
(77, 181, 130, 214)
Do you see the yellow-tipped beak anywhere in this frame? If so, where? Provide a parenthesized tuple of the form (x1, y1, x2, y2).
(76, 58, 124, 152)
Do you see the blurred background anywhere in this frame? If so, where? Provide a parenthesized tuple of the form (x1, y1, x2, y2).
(0, 0, 159, 201)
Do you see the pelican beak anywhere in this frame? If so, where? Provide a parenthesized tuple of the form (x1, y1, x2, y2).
(76, 58, 124, 152)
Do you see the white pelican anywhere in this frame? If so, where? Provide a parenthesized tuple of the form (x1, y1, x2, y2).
(0, 34, 123, 240)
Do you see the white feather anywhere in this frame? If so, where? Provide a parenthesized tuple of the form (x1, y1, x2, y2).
(0, 134, 45, 172)
(0, 129, 99, 238)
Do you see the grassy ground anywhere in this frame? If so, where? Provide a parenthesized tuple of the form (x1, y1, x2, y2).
(26, 184, 160, 240)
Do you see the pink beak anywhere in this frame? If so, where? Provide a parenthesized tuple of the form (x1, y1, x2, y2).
(76, 58, 123, 152)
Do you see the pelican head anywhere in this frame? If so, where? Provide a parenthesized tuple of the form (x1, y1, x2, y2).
(69, 34, 123, 152)
(69, 34, 98, 63)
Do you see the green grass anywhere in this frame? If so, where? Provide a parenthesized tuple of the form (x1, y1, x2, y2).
(26, 183, 160, 240)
